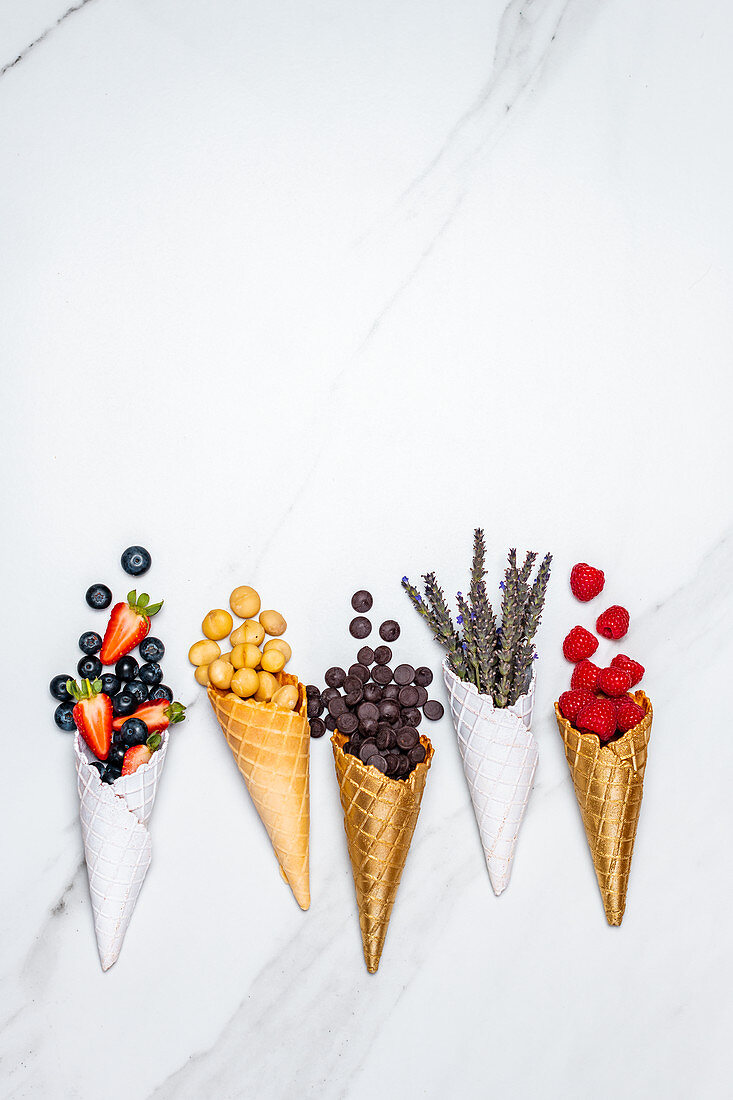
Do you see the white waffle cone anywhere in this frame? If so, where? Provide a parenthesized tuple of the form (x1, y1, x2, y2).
(74, 731, 169, 970)
(443, 660, 538, 895)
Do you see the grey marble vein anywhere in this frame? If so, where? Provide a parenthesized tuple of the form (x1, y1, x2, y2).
(0, 0, 98, 81)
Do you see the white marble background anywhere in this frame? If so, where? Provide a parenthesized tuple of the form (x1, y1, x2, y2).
(2, 1, 732, 1097)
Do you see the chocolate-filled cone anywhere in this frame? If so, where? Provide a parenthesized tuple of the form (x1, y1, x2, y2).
(555, 691, 652, 925)
(208, 672, 310, 910)
(332, 733, 433, 973)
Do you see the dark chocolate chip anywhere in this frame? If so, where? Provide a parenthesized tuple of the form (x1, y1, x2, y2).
(370, 753, 388, 774)
(325, 667, 346, 689)
(348, 663, 370, 683)
(393, 664, 415, 686)
(396, 726, 419, 750)
(360, 740, 378, 762)
(357, 646, 374, 666)
(325, 714, 338, 731)
(379, 620, 400, 642)
(401, 707, 422, 727)
(306, 684, 321, 698)
(414, 685, 428, 707)
(385, 753, 399, 775)
(357, 701, 379, 723)
(373, 645, 392, 665)
(344, 688, 363, 707)
(351, 590, 373, 613)
(423, 699, 444, 720)
(307, 697, 324, 718)
(363, 682, 382, 703)
(343, 675, 362, 694)
(349, 616, 372, 639)
(309, 718, 326, 738)
(408, 743, 427, 764)
(381, 684, 399, 700)
(328, 695, 347, 718)
(360, 717, 378, 735)
(378, 699, 400, 723)
(414, 666, 433, 687)
(371, 664, 393, 685)
(321, 687, 339, 704)
(338, 711, 358, 734)
(398, 685, 419, 708)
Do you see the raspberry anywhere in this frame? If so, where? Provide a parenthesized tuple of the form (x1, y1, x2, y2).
(558, 688, 595, 723)
(570, 563, 605, 602)
(562, 626, 599, 663)
(576, 698, 617, 741)
(596, 605, 630, 640)
(570, 659, 600, 692)
(616, 698, 646, 734)
(610, 653, 644, 687)
(597, 666, 632, 697)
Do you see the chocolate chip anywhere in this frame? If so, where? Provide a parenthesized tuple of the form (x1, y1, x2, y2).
(309, 718, 326, 738)
(360, 740, 378, 762)
(321, 687, 339, 705)
(395, 753, 410, 776)
(414, 685, 428, 707)
(370, 754, 388, 774)
(385, 753, 400, 775)
(393, 664, 415, 686)
(349, 616, 372, 639)
(306, 684, 321, 698)
(375, 728, 390, 751)
(398, 685, 419, 708)
(325, 714, 337, 731)
(363, 682, 382, 703)
(378, 699, 400, 723)
(338, 711, 358, 734)
(348, 663, 370, 683)
(351, 590, 373, 613)
(343, 675, 362, 694)
(372, 664, 393, 685)
(307, 697, 324, 718)
(344, 688, 363, 707)
(381, 684, 399, 700)
(423, 699, 444, 721)
(360, 717, 378, 735)
(408, 743, 426, 764)
(325, 667, 346, 689)
(373, 645, 392, 665)
(414, 666, 433, 687)
(328, 695, 347, 718)
(401, 707, 422, 727)
(396, 726, 419, 750)
(379, 620, 400, 642)
(357, 646, 374, 666)
(357, 701, 380, 723)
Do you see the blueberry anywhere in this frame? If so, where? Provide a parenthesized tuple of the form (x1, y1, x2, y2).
(54, 702, 76, 731)
(89, 761, 105, 776)
(121, 546, 151, 576)
(77, 655, 102, 680)
(121, 717, 148, 746)
(112, 691, 136, 717)
(112, 728, 127, 745)
(50, 675, 73, 702)
(100, 673, 120, 698)
(108, 743, 126, 768)
(86, 584, 112, 610)
(103, 764, 122, 784)
(115, 656, 139, 682)
(79, 631, 102, 655)
(126, 679, 148, 704)
(139, 662, 162, 687)
(139, 636, 165, 662)
(149, 684, 173, 703)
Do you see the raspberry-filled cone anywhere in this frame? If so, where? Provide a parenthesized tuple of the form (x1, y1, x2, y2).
(74, 728, 169, 971)
(555, 690, 652, 925)
(207, 672, 310, 910)
(332, 732, 433, 973)
(443, 660, 538, 896)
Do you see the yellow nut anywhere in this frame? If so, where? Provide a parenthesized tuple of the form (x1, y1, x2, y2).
(272, 684, 298, 711)
(260, 648, 286, 674)
(230, 667, 259, 698)
(194, 664, 210, 686)
(230, 644, 245, 669)
(208, 658, 234, 690)
(236, 643, 261, 669)
(230, 586, 261, 619)
(259, 610, 287, 637)
(218, 650, 233, 664)
(202, 609, 233, 641)
(254, 670, 279, 702)
(189, 639, 221, 666)
(263, 638, 292, 664)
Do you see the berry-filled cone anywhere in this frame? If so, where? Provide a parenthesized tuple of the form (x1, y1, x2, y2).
(443, 660, 538, 896)
(74, 728, 169, 970)
(207, 672, 310, 910)
(554, 690, 652, 925)
(332, 731, 433, 974)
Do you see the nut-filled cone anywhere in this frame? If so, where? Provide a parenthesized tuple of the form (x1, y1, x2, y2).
(208, 672, 310, 910)
(555, 691, 652, 926)
(74, 729, 169, 971)
(331, 733, 433, 973)
(443, 661, 538, 896)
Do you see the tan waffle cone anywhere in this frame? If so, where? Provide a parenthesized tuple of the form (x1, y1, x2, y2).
(555, 691, 652, 925)
(207, 671, 310, 910)
(331, 733, 433, 973)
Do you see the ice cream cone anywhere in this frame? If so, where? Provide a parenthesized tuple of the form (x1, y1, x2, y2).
(207, 672, 310, 910)
(443, 661, 538, 896)
(555, 691, 652, 925)
(74, 729, 169, 971)
(331, 733, 433, 973)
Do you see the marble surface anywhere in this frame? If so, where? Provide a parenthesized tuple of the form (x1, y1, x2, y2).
(2, 1, 732, 1096)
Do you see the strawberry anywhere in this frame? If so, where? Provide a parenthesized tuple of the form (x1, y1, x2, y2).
(562, 626, 599, 663)
(99, 590, 163, 665)
(111, 698, 185, 733)
(597, 666, 632, 697)
(67, 678, 112, 760)
(616, 698, 646, 734)
(570, 659, 600, 692)
(576, 698, 617, 741)
(570, 563, 605, 602)
(558, 688, 595, 724)
(121, 732, 162, 776)
(610, 653, 644, 687)
(596, 605, 630, 640)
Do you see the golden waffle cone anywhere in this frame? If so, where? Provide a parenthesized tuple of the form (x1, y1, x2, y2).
(208, 672, 310, 910)
(332, 733, 433, 973)
(555, 691, 653, 925)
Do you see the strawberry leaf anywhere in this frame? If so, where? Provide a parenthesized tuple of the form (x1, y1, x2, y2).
(165, 702, 186, 724)
(145, 600, 164, 617)
(147, 732, 162, 752)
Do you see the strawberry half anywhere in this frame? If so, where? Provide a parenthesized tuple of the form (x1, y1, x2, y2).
(99, 590, 163, 665)
(67, 678, 112, 760)
(111, 698, 186, 733)
(121, 732, 162, 776)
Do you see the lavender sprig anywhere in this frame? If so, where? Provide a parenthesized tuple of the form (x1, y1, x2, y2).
(456, 591, 481, 690)
(468, 528, 498, 695)
(510, 552, 553, 703)
(495, 554, 523, 707)
(401, 574, 465, 677)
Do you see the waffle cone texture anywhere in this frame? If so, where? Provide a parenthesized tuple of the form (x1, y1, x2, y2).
(331, 733, 433, 973)
(555, 691, 652, 925)
(208, 672, 310, 910)
(443, 661, 538, 896)
(74, 729, 169, 971)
